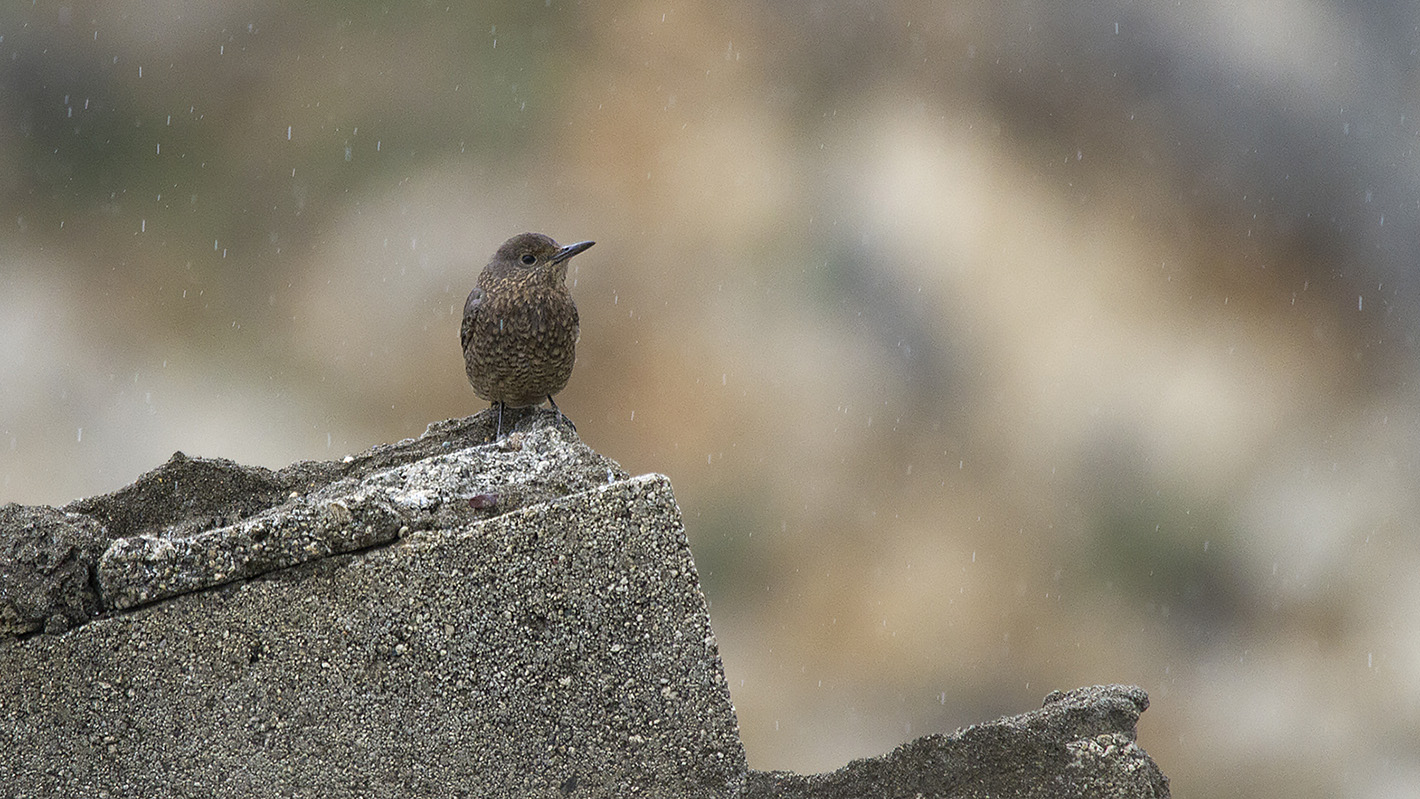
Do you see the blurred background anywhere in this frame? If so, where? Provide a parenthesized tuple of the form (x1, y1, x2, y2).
(2, 1, 1418, 795)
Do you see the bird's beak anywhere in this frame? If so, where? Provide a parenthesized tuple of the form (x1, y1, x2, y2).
(551, 240, 595, 264)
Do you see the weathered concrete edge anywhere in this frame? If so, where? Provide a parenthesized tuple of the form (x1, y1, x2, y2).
(1, 416, 626, 638)
(94, 450, 637, 616)
(744, 684, 1169, 799)
(95, 483, 405, 611)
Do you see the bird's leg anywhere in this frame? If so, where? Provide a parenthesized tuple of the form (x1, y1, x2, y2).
(494, 401, 506, 439)
(547, 395, 576, 432)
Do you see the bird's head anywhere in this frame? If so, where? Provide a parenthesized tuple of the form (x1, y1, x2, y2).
(487, 232, 595, 285)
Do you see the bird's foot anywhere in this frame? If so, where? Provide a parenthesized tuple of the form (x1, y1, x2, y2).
(547, 396, 577, 433)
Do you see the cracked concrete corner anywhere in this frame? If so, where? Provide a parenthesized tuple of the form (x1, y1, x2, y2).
(1, 461, 747, 798)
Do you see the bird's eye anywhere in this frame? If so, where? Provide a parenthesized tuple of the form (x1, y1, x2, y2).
(520, 253, 537, 265)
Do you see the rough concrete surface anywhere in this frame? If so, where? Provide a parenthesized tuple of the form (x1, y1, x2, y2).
(0, 410, 1170, 798)
(0, 430, 740, 797)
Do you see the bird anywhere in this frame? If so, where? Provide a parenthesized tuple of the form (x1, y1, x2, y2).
(460, 232, 594, 438)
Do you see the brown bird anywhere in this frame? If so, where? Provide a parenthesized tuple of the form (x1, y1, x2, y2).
(461, 232, 594, 437)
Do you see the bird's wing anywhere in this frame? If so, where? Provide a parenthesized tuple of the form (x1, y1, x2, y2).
(460, 286, 483, 354)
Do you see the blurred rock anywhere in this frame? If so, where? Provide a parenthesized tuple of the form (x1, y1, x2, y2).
(0, 414, 1167, 797)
